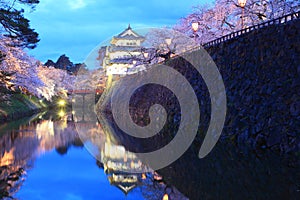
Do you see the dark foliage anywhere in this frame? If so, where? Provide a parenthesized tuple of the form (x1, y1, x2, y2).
(44, 54, 85, 75)
(0, 0, 39, 49)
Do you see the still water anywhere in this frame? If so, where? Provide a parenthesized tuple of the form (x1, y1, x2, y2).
(0, 111, 299, 200)
(0, 112, 185, 200)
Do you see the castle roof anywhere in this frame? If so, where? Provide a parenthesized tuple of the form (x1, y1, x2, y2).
(113, 24, 145, 40)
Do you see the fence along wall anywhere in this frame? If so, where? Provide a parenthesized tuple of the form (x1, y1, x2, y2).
(204, 11, 300, 47)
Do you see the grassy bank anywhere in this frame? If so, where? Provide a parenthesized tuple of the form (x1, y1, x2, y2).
(0, 93, 49, 122)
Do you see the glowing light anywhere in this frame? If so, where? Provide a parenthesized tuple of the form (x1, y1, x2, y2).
(58, 110, 65, 117)
(192, 22, 199, 32)
(162, 194, 169, 200)
(165, 38, 172, 46)
(143, 52, 149, 58)
(58, 99, 66, 107)
(141, 173, 146, 180)
(238, 0, 247, 8)
(130, 161, 135, 168)
(71, 110, 75, 115)
(0, 148, 15, 166)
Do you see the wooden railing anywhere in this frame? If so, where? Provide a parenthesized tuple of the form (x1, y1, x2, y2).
(203, 11, 300, 48)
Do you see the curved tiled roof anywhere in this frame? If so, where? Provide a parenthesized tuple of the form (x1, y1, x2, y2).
(113, 35, 144, 40)
(114, 24, 145, 40)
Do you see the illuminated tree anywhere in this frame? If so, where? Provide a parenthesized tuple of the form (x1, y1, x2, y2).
(0, 37, 44, 97)
(37, 65, 76, 100)
(174, 0, 300, 44)
(0, 37, 75, 101)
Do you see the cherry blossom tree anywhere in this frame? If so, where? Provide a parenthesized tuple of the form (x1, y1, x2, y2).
(37, 65, 76, 100)
(0, 37, 76, 101)
(174, 0, 299, 44)
(0, 37, 44, 97)
(74, 67, 105, 90)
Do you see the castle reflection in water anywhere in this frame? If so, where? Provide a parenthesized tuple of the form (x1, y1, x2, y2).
(0, 112, 186, 199)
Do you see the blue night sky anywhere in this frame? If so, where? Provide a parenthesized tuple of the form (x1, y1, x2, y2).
(24, 0, 212, 63)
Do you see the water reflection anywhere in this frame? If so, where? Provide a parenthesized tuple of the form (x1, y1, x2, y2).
(96, 110, 299, 200)
(100, 142, 150, 194)
(73, 109, 186, 199)
(0, 112, 186, 199)
(2, 110, 297, 199)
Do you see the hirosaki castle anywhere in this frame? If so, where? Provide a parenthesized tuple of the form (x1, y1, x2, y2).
(101, 25, 145, 76)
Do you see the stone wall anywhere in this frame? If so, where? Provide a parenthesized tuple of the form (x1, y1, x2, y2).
(202, 19, 300, 153)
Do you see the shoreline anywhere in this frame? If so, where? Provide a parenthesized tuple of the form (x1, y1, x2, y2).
(0, 93, 50, 123)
